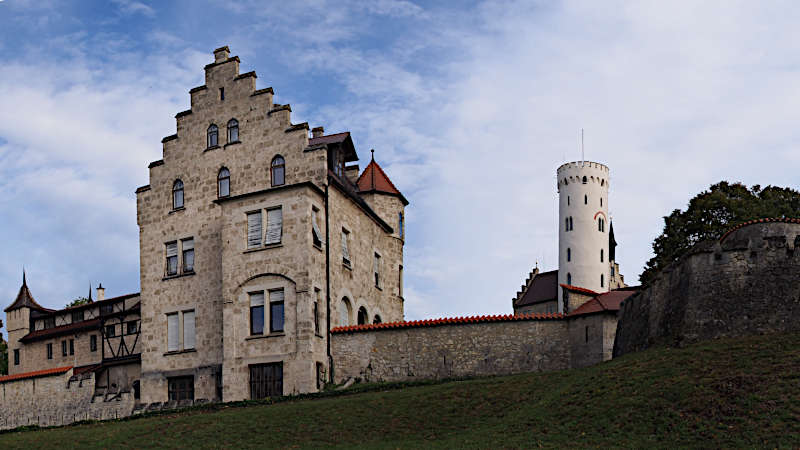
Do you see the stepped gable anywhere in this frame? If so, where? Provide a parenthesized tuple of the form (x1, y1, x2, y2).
(4, 273, 52, 313)
(514, 268, 558, 307)
(356, 156, 409, 205)
(568, 288, 638, 317)
(332, 313, 564, 334)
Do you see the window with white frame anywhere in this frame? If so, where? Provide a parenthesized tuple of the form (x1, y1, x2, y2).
(167, 310, 195, 352)
(182, 238, 195, 272)
(341, 228, 351, 266)
(166, 242, 178, 276)
(269, 289, 284, 333)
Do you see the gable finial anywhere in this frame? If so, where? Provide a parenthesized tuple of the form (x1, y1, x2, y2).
(22, 267, 26, 286)
(371, 148, 375, 161)
(88, 283, 93, 302)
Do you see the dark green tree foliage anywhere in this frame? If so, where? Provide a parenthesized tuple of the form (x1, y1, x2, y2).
(640, 182, 800, 285)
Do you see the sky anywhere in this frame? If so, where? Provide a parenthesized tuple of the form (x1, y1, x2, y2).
(0, 0, 799, 327)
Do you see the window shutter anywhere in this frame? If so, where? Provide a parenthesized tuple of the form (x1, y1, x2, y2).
(250, 292, 265, 307)
(265, 208, 282, 244)
(182, 239, 194, 251)
(269, 289, 284, 303)
(167, 314, 179, 352)
(312, 210, 322, 242)
(166, 242, 178, 257)
(341, 231, 350, 261)
(183, 311, 195, 350)
(247, 212, 262, 247)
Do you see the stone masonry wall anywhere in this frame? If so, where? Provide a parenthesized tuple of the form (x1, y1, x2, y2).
(614, 220, 800, 357)
(331, 319, 569, 383)
(0, 370, 135, 430)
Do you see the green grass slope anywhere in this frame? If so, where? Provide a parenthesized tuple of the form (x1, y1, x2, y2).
(1, 332, 798, 449)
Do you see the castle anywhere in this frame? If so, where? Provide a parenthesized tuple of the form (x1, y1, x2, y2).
(0, 47, 654, 428)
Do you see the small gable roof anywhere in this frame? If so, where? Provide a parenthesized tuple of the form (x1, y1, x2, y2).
(567, 288, 639, 317)
(356, 157, 409, 205)
(515, 270, 558, 307)
(5, 275, 52, 313)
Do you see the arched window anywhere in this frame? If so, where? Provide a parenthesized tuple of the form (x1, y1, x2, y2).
(373, 315, 382, 324)
(601, 249, 604, 262)
(582, 176, 587, 184)
(567, 248, 571, 262)
(271, 155, 285, 187)
(357, 307, 368, 325)
(207, 124, 218, 148)
(598, 218, 605, 232)
(584, 194, 588, 205)
(601, 179, 604, 186)
(567, 273, 572, 285)
(227, 119, 239, 143)
(340, 297, 352, 326)
(172, 179, 184, 209)
(218, 167, 230, 198)
(601, 273, 604, 287)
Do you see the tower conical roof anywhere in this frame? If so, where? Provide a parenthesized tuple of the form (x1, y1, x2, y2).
(5, 272, 50, 313)
(356, 155, 408, 205)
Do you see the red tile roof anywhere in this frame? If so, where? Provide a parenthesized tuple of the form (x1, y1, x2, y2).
(559, 284, 600, 296)
(332, 313, 564, 334)
(0, 366, 72, 384)
(568, 289, 638, 317)
(4, 276, 53, 313)
(308, 131, 350, 146)
(356, 158, 409, 205)
(719, 217, 800, 243)
(20, 318, 101, 342)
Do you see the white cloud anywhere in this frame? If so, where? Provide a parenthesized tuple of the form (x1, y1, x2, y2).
(111, 0, 155, 17)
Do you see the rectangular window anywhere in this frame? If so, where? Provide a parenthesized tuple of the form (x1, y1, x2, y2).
(44, 317, 55, 329)
(13, 349, 19, 366)
(167, 313, 179, 352)
(247, 211, 262, 248)
(166, 241, 178, 276)
(62, 340, 67, 357)
(265, 207, 282, 245)
(219, 87, 224, 101)
(47, 343, 53, 360)
(311, 207, 322, 248)
(100, 303, 114, 315)
(341, 229, 350, 266)
(69, 339, 74, 356)
(90, 334, 97, 352)
(182, 238, 195, 273)
(71, 310, 84, 323)
(373, 253, 381, 288)
(168, 376, 194, 401)
(316, 362, 324, 390)
(127, 321, 138, 335)
(399, 265, 404, 297)
(105, 324, 116, 337)
(183, 310, 196, 350)
(249, 362, 283, 399)
(270, 289, 285, 333)
(250, 292, 265, 335)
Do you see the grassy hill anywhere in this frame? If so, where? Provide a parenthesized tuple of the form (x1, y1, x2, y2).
(1, 332, 798, 449)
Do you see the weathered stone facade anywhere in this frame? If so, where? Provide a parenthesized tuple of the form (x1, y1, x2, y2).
(614, 219, 800, 357)
(135, 46, 406, 402)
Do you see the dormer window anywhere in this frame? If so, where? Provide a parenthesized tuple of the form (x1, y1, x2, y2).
(227, 119, 239, 143)
(207, 124, 218, 148)
(172, 179, 184, 209)
(271, 155, 285, 186)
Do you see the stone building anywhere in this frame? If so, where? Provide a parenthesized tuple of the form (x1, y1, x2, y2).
(3, 46, 407, 405)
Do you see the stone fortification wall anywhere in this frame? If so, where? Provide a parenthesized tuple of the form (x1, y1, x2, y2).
(331, 315, 569, 383)
(614, 219, 800, 357)
(0, 369, 135, 430)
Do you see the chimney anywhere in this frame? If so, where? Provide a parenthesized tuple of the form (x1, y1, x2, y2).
(345, 164, 360, 184)
(96, 283, 105, 301)
(312, 126, 324, 138)
(213, 46, 230, 63)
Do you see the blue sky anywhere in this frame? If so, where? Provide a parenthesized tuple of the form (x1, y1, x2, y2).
(1, 0, 799, 329)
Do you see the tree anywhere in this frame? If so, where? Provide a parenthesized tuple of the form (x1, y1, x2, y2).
(66, 296, 92, 308)
(640, 182, 800, 285)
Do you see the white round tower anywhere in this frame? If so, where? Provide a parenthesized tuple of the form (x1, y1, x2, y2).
(557, 161, 610, 312)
